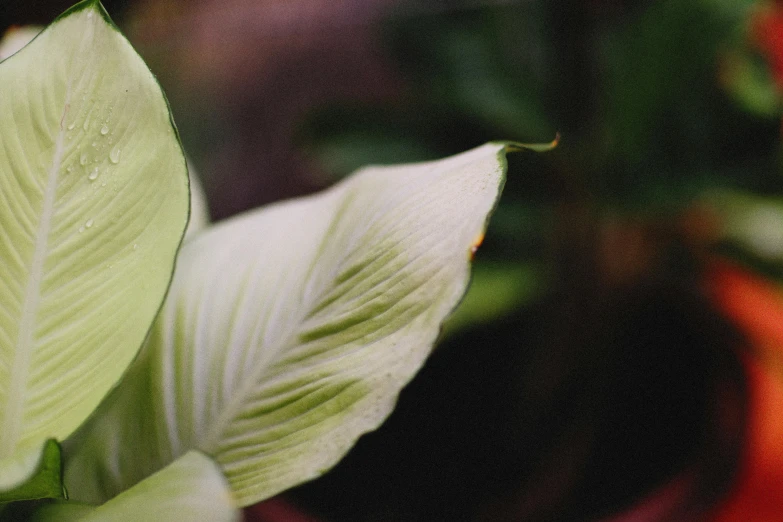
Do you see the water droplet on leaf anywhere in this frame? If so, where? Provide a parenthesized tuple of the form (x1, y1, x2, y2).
(109, 146, 121, 164)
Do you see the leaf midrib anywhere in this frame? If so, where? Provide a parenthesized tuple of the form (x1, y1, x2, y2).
(0, 10, 102, 456)
(0, 93, 72, 456)
(197, 196, 346, 455)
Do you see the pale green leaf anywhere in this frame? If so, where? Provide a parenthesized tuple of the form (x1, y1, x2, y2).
(65, 142, 517, 506)
(32, 452, 239, 522)
(0, 439, 64, 502)
(0, 0, 189, 457)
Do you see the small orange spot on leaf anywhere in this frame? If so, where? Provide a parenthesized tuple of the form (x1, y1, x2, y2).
(469, 233, 485, 259)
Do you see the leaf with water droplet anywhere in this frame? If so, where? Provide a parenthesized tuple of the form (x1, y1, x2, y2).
(109, 146, 121, 164)
(0, 0, 189, 462)
(100, 124, 109, 135)
(88, 168, 98, 181)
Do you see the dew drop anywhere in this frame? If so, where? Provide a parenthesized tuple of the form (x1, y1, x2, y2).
(67, 122, 76, 130)
(78, 226, 85, 233)
(88, 168, 99, 181)
(85, 219, 94, 228)
(79, 152, 88, 166)
(100, 124, 109, 135)
(109, 146, 121, 164)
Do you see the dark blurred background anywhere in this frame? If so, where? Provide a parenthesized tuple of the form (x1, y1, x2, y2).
(4, 0, 783, 520)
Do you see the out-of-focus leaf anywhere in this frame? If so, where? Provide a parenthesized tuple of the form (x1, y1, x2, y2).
(442, 262, 546, 337)
(721, 50, 782, 117)
(33, 452, 239, 522)
(0, 439, 64, 503)
(308, 131, 438, 179)
(602, 0, 760, 178)
(707, 190, 783, 262)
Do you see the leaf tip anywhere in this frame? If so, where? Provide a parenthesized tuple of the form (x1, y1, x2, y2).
(503, 132, 560, 153)
(52, 0, 112, 28)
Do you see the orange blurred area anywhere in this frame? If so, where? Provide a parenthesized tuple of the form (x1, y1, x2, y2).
(706, 263, 783, 521)
(752, 1, 783, 90)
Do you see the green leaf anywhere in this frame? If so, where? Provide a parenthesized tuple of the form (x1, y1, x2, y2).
(32, 452, 239, 522)
(441, 262, 546, 337)
(0, 439, 64, 502)
(30, 503, 92, 522)
(65, 142, 522, 506)
(0, 0, 189, 458)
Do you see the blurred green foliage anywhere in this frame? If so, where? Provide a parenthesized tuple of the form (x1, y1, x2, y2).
(299, 0, 783, 335)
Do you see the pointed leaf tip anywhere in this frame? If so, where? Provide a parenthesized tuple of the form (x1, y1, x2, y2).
(503, 133, 560, 153)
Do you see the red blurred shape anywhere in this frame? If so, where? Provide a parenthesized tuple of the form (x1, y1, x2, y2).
(705, 262, 783, 521)
(244, 497, 324, 522)
(752, 2, 783, 91)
